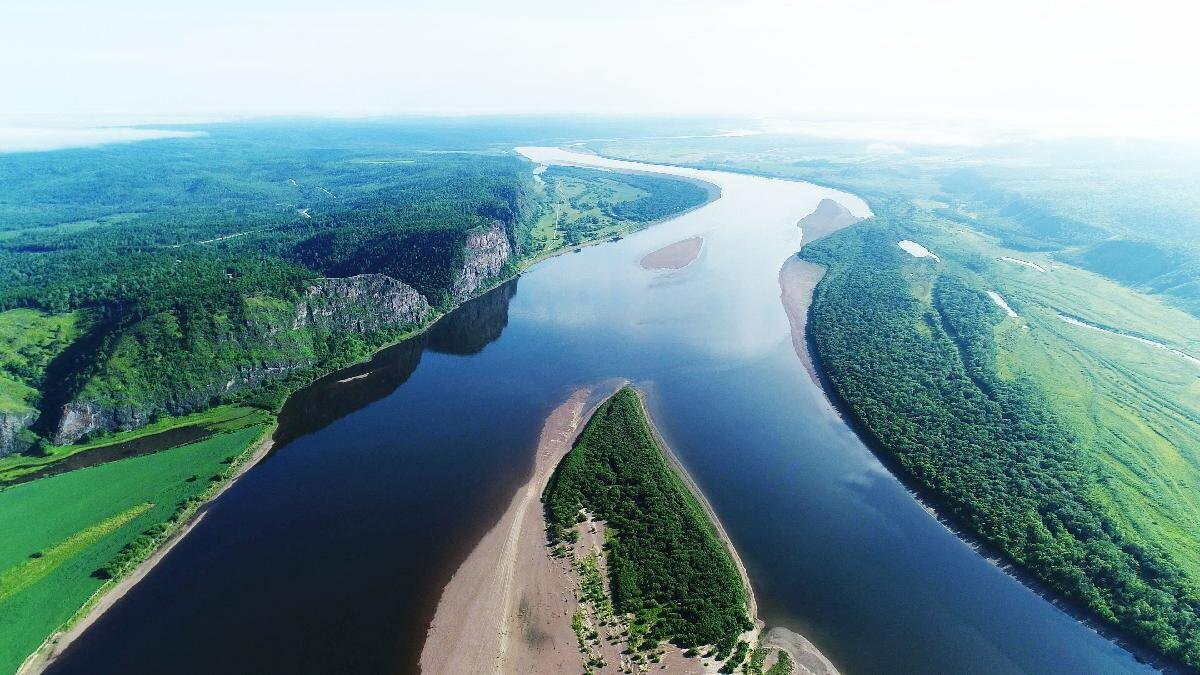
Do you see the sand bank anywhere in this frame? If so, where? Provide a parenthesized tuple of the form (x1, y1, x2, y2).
(640, 236, 704, 270)
(779, 256, 829, 384)
(421, 385, 839, 675)
(420, 387, 614, 674)
(799, 199, 860, 245)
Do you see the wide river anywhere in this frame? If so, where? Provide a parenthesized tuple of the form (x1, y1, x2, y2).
(48, 149, 1149, 674)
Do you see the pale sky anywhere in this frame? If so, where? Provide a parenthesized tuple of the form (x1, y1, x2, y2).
(3, 0, 1199, 141)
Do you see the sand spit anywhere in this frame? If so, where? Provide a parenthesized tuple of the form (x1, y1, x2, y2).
(780, 199, 864, 387)
(422, 384, 839, 675)
(898, 240, 940, 262)
(798, 199, 861, 245)
(999, 256, 1046, 272)
(987, 291, 1019, 318)
(640, 236, 704, 270)
(420, 386, 614, 675)
(780, 256, 828, 384)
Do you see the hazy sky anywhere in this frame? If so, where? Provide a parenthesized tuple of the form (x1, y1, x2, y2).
(4, 0, 1198, 141)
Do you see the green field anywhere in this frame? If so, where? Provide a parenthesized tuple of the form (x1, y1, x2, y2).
(0, 425, 267, 672)
(524, 165, 711, 261)
(801, 206, 1200, 667)
(0, 405, 269, 484)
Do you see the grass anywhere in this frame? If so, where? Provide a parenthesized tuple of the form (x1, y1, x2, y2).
(0, 308, 82, 413)
(908, 220, 1200, 582)
(0, 404, 269, 483)
(0, 424, 267, 672)
(525, 170, 655, 260)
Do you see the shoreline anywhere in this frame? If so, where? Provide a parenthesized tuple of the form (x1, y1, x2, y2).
(419, 384, 621, 674)
(12, 155, 725, 673)
(635, 388, 839, 675)
(420, 383, 839, 675)
(779, 224, 1184, 674)
(20, 424, 278, 675)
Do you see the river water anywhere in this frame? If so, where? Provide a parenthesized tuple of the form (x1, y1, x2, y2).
(47, 149, 1149, 674)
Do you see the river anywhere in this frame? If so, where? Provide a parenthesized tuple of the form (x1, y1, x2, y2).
(46, 149, 1150, 674)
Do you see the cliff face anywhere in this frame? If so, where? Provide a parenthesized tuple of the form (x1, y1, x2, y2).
(0, 409, 37, 457)
(294, 274, 435, 333)
(451, 222, 512, 303)
(51, 274, 436, 446)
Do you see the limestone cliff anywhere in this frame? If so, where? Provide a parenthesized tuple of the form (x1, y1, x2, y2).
(0, 409, 37, 457)
(294, 274, 435, 333)
(451, 222, 512, 303)
(51, 274, 436, 445)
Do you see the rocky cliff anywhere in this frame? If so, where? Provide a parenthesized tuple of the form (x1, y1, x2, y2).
(51, 274, 436, 446)
(294, 273, 435, 333)
(0, 409, 37, 457)
(451, 222, 512, 303)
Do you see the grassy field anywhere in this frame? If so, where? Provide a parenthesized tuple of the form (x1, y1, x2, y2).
(0, 405, 269, 484)
(0, 424, 267, 672)
(525, 166, 709, 262)
(889, 208, 1200, 582)
(526, 168, 649, 257)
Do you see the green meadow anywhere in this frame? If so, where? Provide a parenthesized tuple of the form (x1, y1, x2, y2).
(0, 425, 266, 673)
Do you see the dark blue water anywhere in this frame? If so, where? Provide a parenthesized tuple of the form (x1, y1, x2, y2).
(48, 150, 1150, 674)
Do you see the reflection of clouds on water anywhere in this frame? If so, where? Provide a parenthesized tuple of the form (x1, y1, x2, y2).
(514, 147, 871, 362)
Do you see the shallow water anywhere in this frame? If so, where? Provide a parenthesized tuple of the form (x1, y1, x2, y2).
(48, 150, 1149, 674)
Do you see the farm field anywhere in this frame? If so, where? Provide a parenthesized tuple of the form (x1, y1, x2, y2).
(0, 425, 267, 673)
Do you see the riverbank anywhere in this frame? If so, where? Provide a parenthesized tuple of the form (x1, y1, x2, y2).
(19, 424, 277, 675)
(11, 154, 725, 672)
(636, 389, 839, 675)
(419, 385, 613, 674)
(422, 385, 839, 675)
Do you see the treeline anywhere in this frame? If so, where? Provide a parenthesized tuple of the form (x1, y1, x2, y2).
(543, 387, 751, 656)
(0, 136, 536, 443)
(801, 208, 1200, 668)
(542, 165, 712, 225)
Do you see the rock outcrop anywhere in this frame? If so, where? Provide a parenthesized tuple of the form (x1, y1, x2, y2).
(294, 274, 435, 333)
(51, 273, 437, 446)
(0, 409, 37, 457)
(451, 222, 511, 302)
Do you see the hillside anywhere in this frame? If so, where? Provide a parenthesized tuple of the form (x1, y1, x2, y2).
(0, 127, 712, 455)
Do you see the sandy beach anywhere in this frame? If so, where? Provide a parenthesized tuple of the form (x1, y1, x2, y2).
(420, 387, 612, 675)
(779, 256, 828, 385)
(421, 385, 840, 675)
(799, 199, 860, 245)
(782, 199, 863, 385)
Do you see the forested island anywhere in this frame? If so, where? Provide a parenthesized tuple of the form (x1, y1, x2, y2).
(422, 385, 821, 675)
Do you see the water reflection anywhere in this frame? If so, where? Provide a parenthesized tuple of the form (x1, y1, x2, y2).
(272, 279, 517, 447)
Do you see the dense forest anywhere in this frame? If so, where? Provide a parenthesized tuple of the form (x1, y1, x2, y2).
(800, 206, 1200, 668)
(0, 126, 710, 453)
(543, 387, 751, 656)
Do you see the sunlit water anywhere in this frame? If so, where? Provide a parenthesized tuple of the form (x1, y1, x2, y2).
(48, 149, 1149, 674)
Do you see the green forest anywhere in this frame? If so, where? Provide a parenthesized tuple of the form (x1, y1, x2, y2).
(800, 206, 1200, 668)
(543, 387, 751, 656)
(0, 127, 707, 456)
